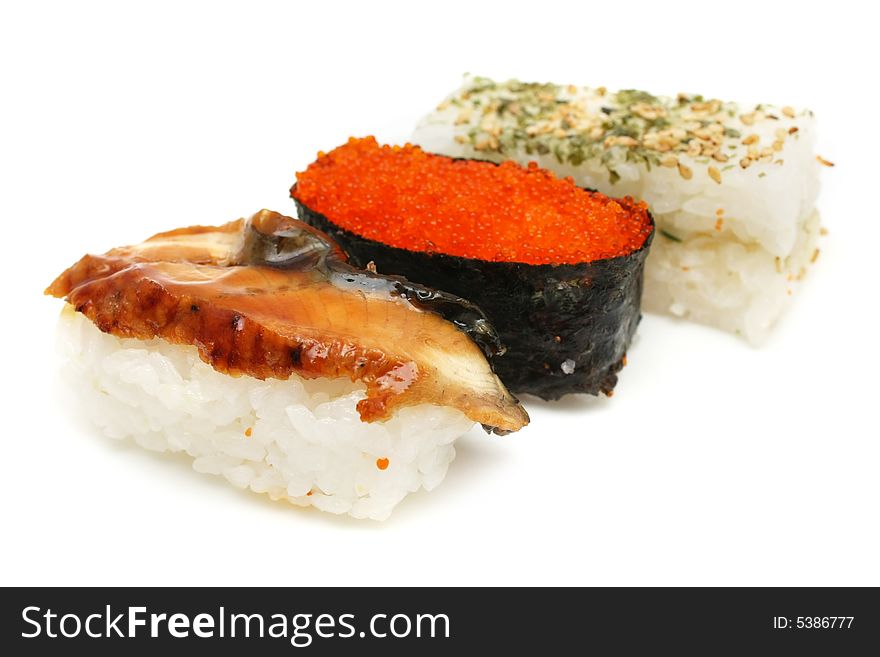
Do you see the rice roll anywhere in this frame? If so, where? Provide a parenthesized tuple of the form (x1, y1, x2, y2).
(412, 75, 826, 342)
(292, 138, 654, 400)
(46, 210, 528, 520)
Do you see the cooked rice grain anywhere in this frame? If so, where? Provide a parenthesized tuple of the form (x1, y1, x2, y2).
(58, 307, 474, 520)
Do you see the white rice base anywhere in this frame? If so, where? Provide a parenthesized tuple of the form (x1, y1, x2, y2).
(644, 209, 819, 339)
(414, 97, 822, 343)
(57, 307, 474, 520)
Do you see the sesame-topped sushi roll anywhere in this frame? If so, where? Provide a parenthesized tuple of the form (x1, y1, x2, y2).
(47, 210, 528, 520)
(292, 137, 654, 400)
(413, 75, 828, 342)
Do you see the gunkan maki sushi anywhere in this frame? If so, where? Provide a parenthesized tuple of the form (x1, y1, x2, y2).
(291, 137, 654, 400)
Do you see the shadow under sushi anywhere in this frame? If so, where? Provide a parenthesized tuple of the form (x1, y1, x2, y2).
(386, 427, 516, 525)
(517, 392, 612, 414)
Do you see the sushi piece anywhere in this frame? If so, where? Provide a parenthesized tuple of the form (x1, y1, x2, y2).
(291, 137, 654, 400)
(413, 75, 827, 343)
(46, 210, 528, 520)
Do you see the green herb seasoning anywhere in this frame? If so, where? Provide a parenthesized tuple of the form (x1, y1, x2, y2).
(440, 76, 800, 184)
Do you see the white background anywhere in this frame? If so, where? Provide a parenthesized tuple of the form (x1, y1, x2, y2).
(2, 1, 877, 586)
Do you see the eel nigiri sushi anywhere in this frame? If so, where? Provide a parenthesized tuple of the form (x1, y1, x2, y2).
(46, 210, 528, 520)
(412, 75, 827, 342)
(292, 137, 654, 400)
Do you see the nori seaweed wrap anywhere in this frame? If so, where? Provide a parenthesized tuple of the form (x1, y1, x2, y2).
(292, 137, 655, 400)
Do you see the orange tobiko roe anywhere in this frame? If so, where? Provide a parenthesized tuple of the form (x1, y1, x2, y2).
(292, 137, 653, 266)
